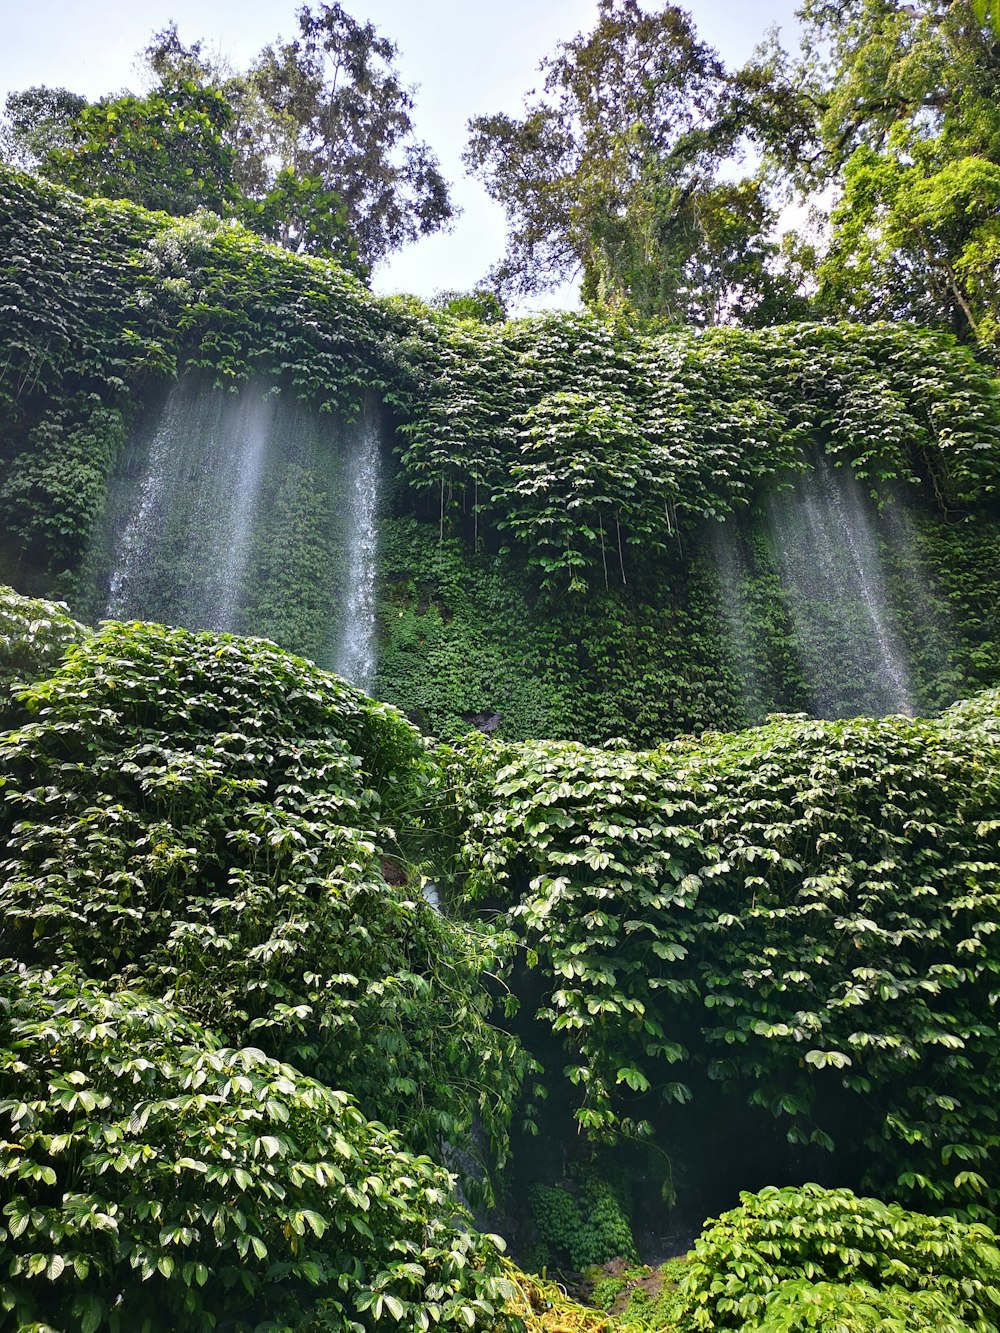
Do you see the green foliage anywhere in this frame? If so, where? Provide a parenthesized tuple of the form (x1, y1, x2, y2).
(0, 612, 529, 1184)
(496, 391, 669, 593)
(5, 169, 1000, 745)
(463, 0, 733, 315)
(1, 86, 87, 168)
(609, 1259, 688, 1329)
(0, 165, 403, 429)
(429, 289, 508, 325)
(9, 4, 452, 271)
(0, 395, 126, 588)
(375, 519, 566, 740)
(248, 2, 454, 268)
(973, 0, 1000, 33)
(3, 167, 1000, 730)
(240, 167, 365, 275)
(673, 1184, 1000, 1332)
(0, 586, 86, 702)
(41, 79, 238, 217)
(528, 1178, 638, 1271)
(747, 0, 1000, 351)
(751, 1281, 969, 1333)
(374, 494, 1000, 743)
(0, 963, 515, 1333)
(444, 697, 1000, 1218)
(397, 313, 1000, 589)
(820, 139, 1000, 350)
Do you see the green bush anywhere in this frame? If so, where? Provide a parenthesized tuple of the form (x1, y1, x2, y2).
(0, 964, 514, 1333)
(0, 611, 529, 1182)
(528, 1177, 637, 1271)
(673, 1184, 1000, 1331)
(0, 396, 126, 582)
(753, 1279, 968, 1332)
(0, 586, 87, 702)
(446, 699, 1000, 1219)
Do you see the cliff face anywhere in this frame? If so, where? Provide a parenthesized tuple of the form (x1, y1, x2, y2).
(4, 165, 1000, 743)
(4, 168, 1000, 1316)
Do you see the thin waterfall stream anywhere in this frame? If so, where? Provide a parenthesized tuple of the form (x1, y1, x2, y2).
(331, 406, 381, 691)
(767, 456, 913, 716)
(709, 455, 924, 721)
(102, 380, 279, 632)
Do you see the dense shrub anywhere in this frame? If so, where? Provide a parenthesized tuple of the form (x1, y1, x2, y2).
(445, 698, 1000, 1219)
(0, 613, 529, 1180)
(673, 1185, 1000, 1331)
(0, 964, 514, 1333)
(0, 586, 87, 701)
(528, 1177, 637, 1271)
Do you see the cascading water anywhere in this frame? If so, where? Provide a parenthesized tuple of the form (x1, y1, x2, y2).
(103, 379, 277, 632)
(88, 376, 385, 680)
(105, 389, 182, 621)
(767, 455, 913, 717)
(332, 406, 381, 691)
(707, 523, 769, 723)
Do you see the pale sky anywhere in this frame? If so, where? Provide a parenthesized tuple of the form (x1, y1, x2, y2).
(0, 0, 802, 309)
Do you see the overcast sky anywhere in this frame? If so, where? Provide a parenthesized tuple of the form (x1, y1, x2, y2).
(1, 0, 803, 308)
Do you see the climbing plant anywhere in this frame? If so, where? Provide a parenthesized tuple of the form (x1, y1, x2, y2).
(672, 1184, 1000, 1332)
(0, 964, 515, 1333)
(442, 696, 1000, 1221)
(4, 167, 1000, 742)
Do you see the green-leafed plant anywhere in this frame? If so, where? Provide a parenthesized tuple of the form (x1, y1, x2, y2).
(0, 964, 515, 1333)
(0, 586, 87, 702)
(442, 697, 1000, 1220)
(5, 168, 1000, 742)
(528, 1177, 637, 1271)
(672, 1185, 1000, 1332)
(0, 611, 530, 1188)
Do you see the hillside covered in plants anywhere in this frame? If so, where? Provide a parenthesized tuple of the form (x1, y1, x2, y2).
(5, 0, 1000, 1325)
(2, 588, 1000, 1330)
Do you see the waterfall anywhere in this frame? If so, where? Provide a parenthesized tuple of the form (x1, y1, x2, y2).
(332, 407, 381, 691)
(92, 377, 384, 678)
(707, 523, 769, 724)
(104, 380, 275, 632)
(767, 456, 913, 717)
(105, 389, 181, 621)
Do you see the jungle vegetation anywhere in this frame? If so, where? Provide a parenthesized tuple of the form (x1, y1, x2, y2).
(3, 3, 1000, 1331)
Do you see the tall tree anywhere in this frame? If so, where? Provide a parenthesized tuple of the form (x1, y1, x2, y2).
(144, 6, 454, 270)
(248, 3, 453, 269)
(0, 87, 86, 170)
(745, 0, 1000, 348)
(464, 0, 802, 323)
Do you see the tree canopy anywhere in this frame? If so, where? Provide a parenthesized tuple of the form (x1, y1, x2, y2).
(1, 3, 453, 275)
(460, 0, 1000, 345)
(465, 1, 732, 315)
(744, 0, 1000, 348)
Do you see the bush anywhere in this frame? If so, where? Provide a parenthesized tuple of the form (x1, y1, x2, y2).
(673, 1184, 1000, 1331)
(447, 701, 1000, 1218)
(0, 612, 529, 1181)
(528, 1177, 637, 1271)
(0, 965, 514, 1333)
(0, 585, 86, 700)
(753, 1279, 968, 1332)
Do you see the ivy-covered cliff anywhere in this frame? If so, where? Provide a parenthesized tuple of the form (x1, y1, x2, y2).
(6, 164, 1000, 1326)
(4, 166, 1000, 744)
